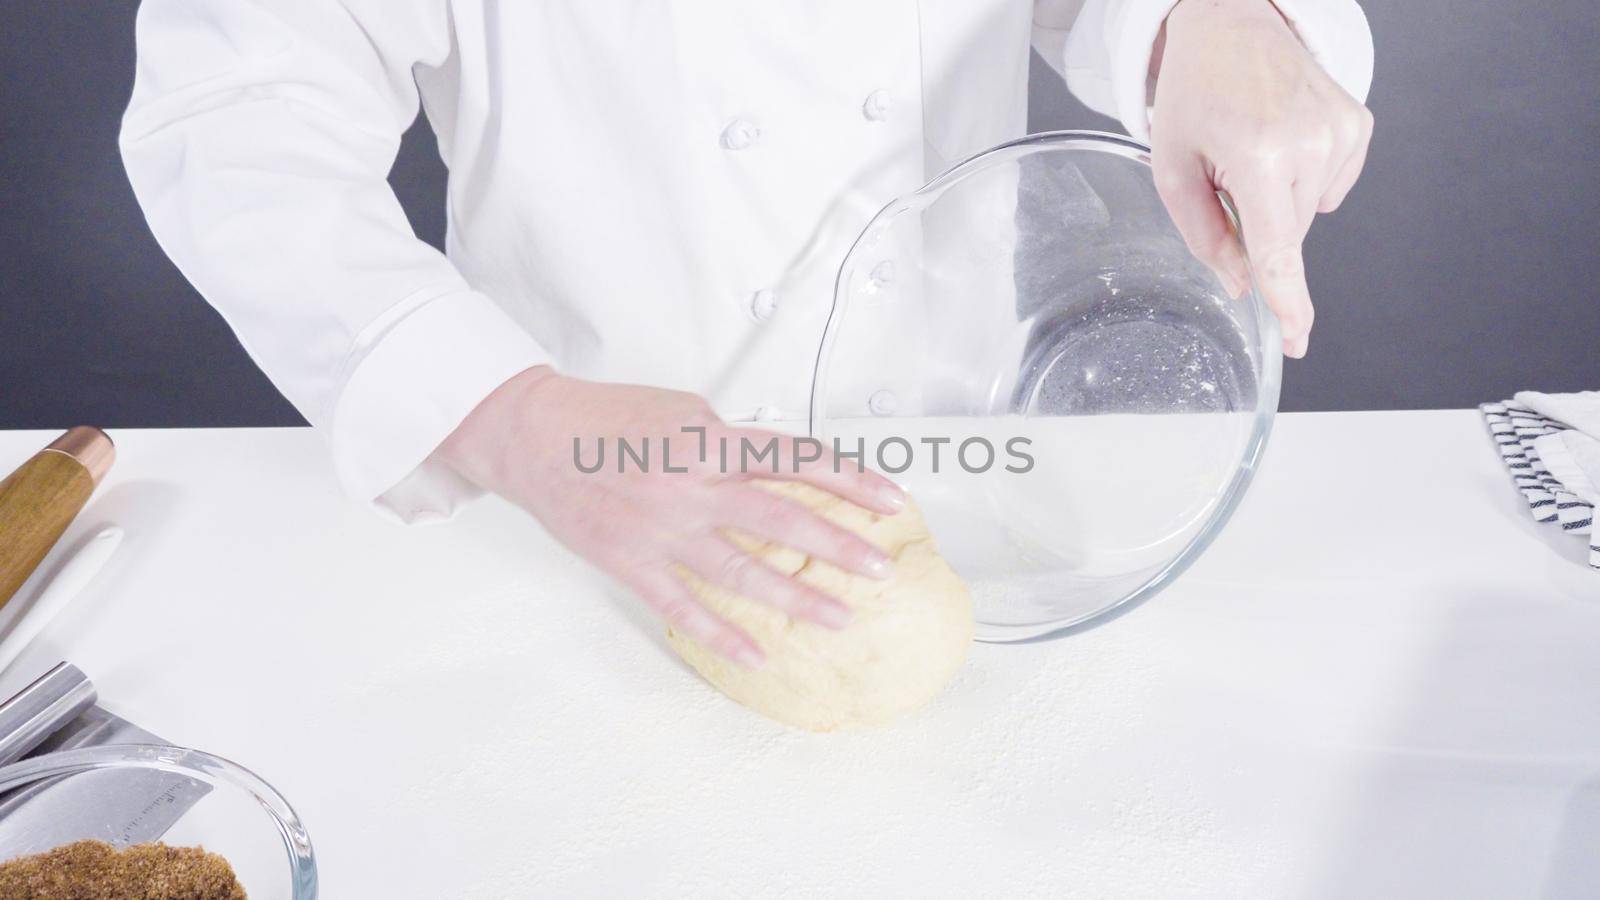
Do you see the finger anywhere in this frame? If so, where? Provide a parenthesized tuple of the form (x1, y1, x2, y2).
(1318, 117, 1373, 213)
(718, 483, 894, 579)
(1153, 152, 1251, 298)
(627, 566, 764, 668)
(677, 537, 853, 629)
(725, 426, 905, 515)
(1291, 177, 1323, 236)
(1229, 181, 1315, 358)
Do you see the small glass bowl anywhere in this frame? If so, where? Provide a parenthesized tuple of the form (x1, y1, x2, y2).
(0, 744, 316, 898)
(811, 131, 1280, 642)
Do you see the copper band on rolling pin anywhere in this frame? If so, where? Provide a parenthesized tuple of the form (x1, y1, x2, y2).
(42, 427, 115, 486)
(0, 428, 115, 610)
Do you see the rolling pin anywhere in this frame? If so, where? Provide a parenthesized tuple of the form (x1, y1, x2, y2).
(0, 428, 114, 611)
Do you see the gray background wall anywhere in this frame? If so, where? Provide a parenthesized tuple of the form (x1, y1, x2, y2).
(2, 1, 1596, 429)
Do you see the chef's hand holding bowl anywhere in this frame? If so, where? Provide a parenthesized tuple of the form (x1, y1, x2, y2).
(1151, 0, 1375, 359)
(437, 366, 906, 668)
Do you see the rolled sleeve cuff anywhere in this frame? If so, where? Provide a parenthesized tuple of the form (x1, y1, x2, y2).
(329, 289, 549, 523)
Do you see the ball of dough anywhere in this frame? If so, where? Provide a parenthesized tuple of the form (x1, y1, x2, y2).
(667, 481, 974, 731)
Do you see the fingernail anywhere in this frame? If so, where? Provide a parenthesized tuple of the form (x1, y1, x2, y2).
(1284, 336, 1308, 359)
(878, 485, 906, 512)
(816, 601, 854, 629)
(862, 553, 894, 580)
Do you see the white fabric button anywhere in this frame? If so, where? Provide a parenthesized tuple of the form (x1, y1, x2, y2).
(864, 260, 896, 296)
(719, 119, 760, 150)
(749, 288, 778, 321)
(862, 90, 892, 122)
(868, 390, 898, 417)
(754, 405, 780, 422)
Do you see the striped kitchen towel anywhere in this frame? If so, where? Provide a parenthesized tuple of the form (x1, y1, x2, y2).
(1481, 399, 1599, 569)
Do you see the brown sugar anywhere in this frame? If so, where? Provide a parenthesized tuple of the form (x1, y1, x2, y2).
(0, 840, 246, 899)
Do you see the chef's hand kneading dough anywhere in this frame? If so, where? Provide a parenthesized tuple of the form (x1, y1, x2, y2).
(667, 481, 974, 731)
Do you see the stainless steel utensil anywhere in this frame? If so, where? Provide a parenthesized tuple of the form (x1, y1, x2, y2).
(0, 662, 209, 855)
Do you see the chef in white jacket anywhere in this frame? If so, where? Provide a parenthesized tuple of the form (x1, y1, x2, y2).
(122, 0, 1374, 666)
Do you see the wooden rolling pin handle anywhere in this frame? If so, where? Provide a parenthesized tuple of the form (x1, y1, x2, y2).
(0, 427, 115, 610)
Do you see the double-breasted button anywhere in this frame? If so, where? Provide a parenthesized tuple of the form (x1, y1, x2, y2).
(862, 90, 893, 122)
(749, 288, 779, 321)
(719, 119, 761, 150)
(866, 260, 896, 294)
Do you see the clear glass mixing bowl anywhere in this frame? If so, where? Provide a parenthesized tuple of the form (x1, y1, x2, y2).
(0, 744, 317, 898)
(811, 131, 1280, 642)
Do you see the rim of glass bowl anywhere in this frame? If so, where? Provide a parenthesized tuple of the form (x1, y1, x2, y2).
(809, 129, 1282, 642)
(0, 743, 317, 899)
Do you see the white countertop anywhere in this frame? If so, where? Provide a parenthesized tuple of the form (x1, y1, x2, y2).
(1, 410, 1596, 898)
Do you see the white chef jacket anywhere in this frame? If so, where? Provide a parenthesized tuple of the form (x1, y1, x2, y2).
(121, 0, 1373, 522)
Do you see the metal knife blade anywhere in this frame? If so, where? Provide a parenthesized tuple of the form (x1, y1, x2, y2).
(0, 663, 211, 856)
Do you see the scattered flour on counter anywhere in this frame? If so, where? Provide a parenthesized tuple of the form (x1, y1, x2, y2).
(329, 569, 1286, 897)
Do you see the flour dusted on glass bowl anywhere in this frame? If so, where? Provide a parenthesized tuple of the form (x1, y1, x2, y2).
(811, 131, 1280, 642)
